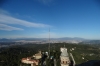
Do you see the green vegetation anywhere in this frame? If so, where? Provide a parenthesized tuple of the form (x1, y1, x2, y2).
(0, 43, 100, 66)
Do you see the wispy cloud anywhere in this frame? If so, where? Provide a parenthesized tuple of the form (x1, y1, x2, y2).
(0, 14, 50, 28)
(0, 32, 59, 38)
(0, 9, 10, 15)
(36, 32, 60, 38)
(0, 24, 23, 31)
(38, 0, 53, 5)
(0, 9, 51, 31)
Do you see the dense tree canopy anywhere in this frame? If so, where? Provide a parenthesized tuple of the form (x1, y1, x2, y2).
(0, 43, 100, 66)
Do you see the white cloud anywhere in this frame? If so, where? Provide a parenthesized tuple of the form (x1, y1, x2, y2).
(0, 9, 10, 15)
(38, 0, 53, 4)
(0, 14, 51, 28)
(0, 24, 23, 31)
(36, 32, 60, 38)
(0, 32, 59, 38)
(0, 9, 51, 31)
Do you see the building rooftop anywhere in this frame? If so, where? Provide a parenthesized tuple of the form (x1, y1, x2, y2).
(61, 48, 69, 57)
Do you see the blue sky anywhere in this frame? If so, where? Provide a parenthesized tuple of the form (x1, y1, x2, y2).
(0, 0, 100, 39)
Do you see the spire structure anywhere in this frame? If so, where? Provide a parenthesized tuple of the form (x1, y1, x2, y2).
(64, 44, 65, 48)
(49, 28, 50, 57)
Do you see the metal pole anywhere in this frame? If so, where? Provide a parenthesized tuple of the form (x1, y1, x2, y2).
(49, 28, 50, 57)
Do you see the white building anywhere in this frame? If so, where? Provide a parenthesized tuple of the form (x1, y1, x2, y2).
(21, 57, 39, 66)
(33, 51, 42, 59)
(60, 48, 70, 66)
(21, 51, 42, 66)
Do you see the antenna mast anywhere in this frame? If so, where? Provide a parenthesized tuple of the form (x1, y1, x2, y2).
(49, 28, 50, 57)
(64, 44, 65, 48)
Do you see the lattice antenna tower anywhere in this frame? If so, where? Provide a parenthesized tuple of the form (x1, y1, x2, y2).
(49, 28, 50, 57)
(64, 44, 65, 48)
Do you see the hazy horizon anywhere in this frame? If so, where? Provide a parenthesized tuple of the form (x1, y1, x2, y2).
(0, 0, 100, 39)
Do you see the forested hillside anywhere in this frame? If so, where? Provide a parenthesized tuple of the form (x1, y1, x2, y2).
(0, 43, 100, 66)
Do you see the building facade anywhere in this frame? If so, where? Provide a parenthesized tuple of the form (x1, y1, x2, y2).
(60, 48, 70, 66)
(21, 57, 39, 66)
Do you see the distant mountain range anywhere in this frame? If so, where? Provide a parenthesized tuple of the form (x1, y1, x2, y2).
(81, 40, 100, 44)
(0, 37, 85, 42)
(56, 37, 85, 40)
(0, 37, 100, 44)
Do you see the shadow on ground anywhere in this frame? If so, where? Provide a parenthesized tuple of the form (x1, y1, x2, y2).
(76, 60, 100, 66)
